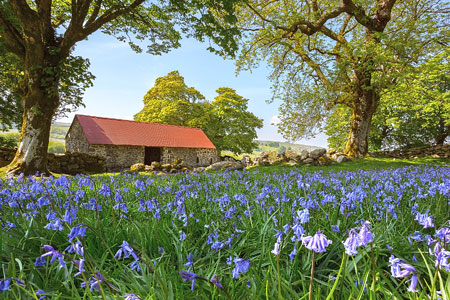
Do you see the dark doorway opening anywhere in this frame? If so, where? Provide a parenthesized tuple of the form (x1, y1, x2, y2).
(144, 147, 161, 165)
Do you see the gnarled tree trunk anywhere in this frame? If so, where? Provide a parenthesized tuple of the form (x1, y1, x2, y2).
(6, 38, 60, 175)
(344, 68, 379, 158)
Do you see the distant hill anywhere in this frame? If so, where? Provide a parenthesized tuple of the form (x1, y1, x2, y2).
(254, 140, 324, 154)
(50, 123, 71, 142)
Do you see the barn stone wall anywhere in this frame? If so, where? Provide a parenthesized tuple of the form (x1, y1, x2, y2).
(161, 147, 219, 167)
(65, 118, 89, 153)
(89, 145, 145, 171)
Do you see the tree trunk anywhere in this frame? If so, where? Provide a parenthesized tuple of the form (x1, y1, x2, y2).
(344, 69, 379, 158)
(6, 58, 60, 176)
(435, 124, 449, 145)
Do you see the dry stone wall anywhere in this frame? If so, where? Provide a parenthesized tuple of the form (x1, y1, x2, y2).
(0, 147, 105, 174)
(161, 147, 219, 167)
(371, 145, 450, 159)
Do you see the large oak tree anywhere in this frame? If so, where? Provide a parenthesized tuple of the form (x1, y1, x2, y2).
(0, 0, 241, 175)
(134, 71, 263, 154)
(234, 0, 449, 157)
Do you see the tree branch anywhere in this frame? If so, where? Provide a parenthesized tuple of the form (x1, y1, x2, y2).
(342, 0, 397, 32)
(0, 8, 25, 58)
(85, 0, 103, 27)
(8, 0, 39, 30)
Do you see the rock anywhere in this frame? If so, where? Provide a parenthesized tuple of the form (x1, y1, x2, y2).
(205, 161, 245, 171)
(284, 150, 300, 162)
(318, 156, 331, 166)
(309, 148, 327, 159)
(431, 154, 440, 158)
(151, 161, 161, 170)
(285, 161, 298, 166)
(161, 164, 172, 171)
(336, 155, 348, 163)
(241, 155, 252, 166)
(300, 150, 309, 160)
(303, 158, 315, 164)
(130, 163, 145, 172)
(221, 155, 237, 162)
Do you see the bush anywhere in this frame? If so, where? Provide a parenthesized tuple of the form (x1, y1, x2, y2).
(0, 132, 20, 148)
(48, 140, 65, 153)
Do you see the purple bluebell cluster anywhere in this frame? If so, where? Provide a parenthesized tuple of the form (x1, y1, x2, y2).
(0, 165, 449, 297)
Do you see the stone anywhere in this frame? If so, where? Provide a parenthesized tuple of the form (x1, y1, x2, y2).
(205, 161, 245, 171)
(285, 161, 298, 166)
(284, 150, 300, 162)
(161, 164, 172, 171)
(241, 155, 253, 166)
(130, 163, 145, 172)
(151, 161, 161, 170)
(336, 155, 348, 163)
(309, 148, 326, 159)
(300, 150, 309, 160)
(303, 158, 315, 164)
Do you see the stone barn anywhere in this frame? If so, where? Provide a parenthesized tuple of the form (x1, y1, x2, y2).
(65, 115, 219, 171)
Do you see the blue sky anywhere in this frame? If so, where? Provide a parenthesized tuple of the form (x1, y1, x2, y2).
(60, 32, 328, 147)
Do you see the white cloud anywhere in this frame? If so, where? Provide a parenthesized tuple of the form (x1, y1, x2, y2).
(270, 115, 281, 125)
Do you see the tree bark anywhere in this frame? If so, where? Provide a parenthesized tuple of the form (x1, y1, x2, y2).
(344, 68, 379, 157)
(6, 76, 59, 176)
(5, 37, 60, 175)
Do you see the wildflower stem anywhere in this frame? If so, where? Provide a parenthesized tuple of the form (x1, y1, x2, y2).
(309, 251, 315, 300)
(276, 254, 282, 300)
(325, 252, 347, 300)
(370, 242, 376, 294)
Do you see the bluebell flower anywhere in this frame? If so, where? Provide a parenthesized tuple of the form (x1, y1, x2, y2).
(0, 279, 11, 292)
(271, 236, 281, 255)
(358, 221, 373, 246)
(289, 245, 297, 262)
(435, 227, 450, 244)
(331, 225, 340, 232)
(226, 256, 232, 265)
(407, 274, 418, 293)
(41, 245, 66, 267)
(179, 271, 198, 291)
(389, 255, 416, 278)
(343, 229, 361, 256)
(81, 271, 105, 291)
(67, 225, 87, 243)
(211, 274, 223, 289)
(302, 232, 332, 253)
(123, 294, 141, 300)
(35, 289, 46, 299)
(35, 256, 46, 267)
(74, 258, 86, 277)
(297, 208, 310, 224)
(115, 241, 138, 261)
(65, 241, 84, 257)
(44, 218, 64, 231)
(158, 247, 164, 254)
(180, 231, 186, 241)
(184, 253, 194, 269)
(232, 258, 250, 279)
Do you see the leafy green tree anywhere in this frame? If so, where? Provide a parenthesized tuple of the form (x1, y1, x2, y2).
(232, 0, 449, 157)
(134, 71, 209, 128)
(206, 87, 263, 154)
(135, 72, 263, 154)
(327, 48, 450, 150)
(0, 0, 241, 175)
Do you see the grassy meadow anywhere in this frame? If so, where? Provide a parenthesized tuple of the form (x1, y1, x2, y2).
(0, 158, 450, 299)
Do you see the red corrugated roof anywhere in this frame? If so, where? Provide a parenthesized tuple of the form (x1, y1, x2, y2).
(74, 115, 216, 149)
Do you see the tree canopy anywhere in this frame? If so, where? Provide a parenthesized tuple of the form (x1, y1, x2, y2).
(231, 0, 449, 156)
(0, 0, 242, 174)
(134, 71, 263, 154)
(326, 47, 450, 151)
